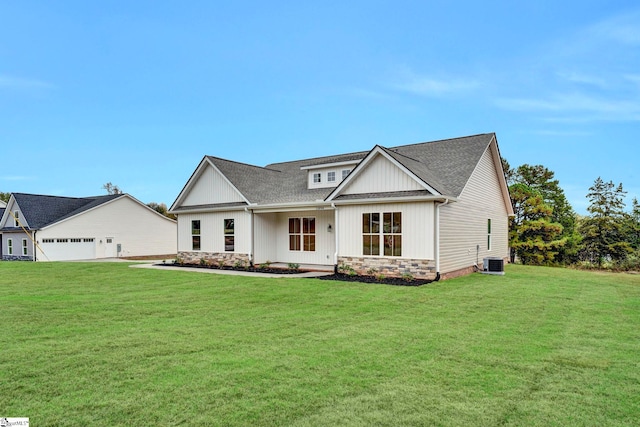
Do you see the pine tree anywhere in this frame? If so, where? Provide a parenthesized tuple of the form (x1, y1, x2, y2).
(509, 183, 565, 265)
(580, 177, 632, 266)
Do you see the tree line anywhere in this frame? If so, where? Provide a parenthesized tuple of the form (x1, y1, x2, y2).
(503, 159, 640, 270)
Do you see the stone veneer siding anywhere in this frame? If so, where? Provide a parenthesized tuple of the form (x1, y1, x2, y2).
(338, 256, 436, 279)
(178, 251, 250, 266)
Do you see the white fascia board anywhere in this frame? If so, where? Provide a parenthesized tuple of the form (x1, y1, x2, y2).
(172, 205, 251, 214)
(331, 195, 458, 206)
(207, 159, 252, 205)
(325, 146, 441, 201)
(169, 157, 251, 211)
(169, 156, 209, 211)
(489, 135, 515, 217)
(300, 160, 361, 171)
(250, 201, 333, 213)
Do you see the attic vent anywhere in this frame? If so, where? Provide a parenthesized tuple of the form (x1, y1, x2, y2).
(482, 257, 505, 275)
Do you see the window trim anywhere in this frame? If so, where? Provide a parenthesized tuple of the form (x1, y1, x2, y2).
(14, 211, 20, 227)
(289, 217, 316, 252)
(22, 239, 28, 256)
(224, 218, 235, 252)
(363, 211, 402, 257)
(487, 218, 492, 251)
(7, 238, 13, 255)
(191, 220, 201, 251)
(327, 171, 336, 182)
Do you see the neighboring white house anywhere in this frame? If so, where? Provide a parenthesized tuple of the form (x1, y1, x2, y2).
(0, 193, 177, 261)
(169, 133, 514, 279)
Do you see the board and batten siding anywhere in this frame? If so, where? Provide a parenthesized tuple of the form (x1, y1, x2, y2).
(38, 196, 177, 259)
(272, 210, 336, 265)
(253, 212, 278, 264)
(337, 202, 435, 260)
(342, 154, 423, 195)
(439, 145, 509, 274)
(181, 164, 244, 206)
(177, 210, 251, 254)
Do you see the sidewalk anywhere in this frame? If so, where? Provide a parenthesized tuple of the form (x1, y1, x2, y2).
(130, 262, 334, 278)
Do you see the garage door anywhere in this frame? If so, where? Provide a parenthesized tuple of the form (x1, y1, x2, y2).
(40, 238, 97, 261)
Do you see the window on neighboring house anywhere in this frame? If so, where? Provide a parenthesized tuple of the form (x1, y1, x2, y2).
(363, 212, 402, 257)
(224, 219, 234, 252)
(289, 217, 315, 251)
(313, 173, 321, 183)
(192, 220, 201, 251)
(327, 171, 336, 182)
(342, 169, 351, 179)
(487, 219, 492, 250)
(14, 211, 20, 227)
(22, 239, 28, 256)
(7, 239, 13, 255)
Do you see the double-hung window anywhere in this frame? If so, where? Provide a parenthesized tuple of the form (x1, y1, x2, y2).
(289, 217, 315, 251)
(7, 239, 13, 255)
(487, 219, 492, 250)
(192, 220, 201, 251)
(363, 212, 402, 257)
(224, 219, 234, 252)
(22, 239, 28, 256)
(14, 211, 20, 227)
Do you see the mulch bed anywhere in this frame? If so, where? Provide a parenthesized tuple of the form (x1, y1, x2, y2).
(315, 273, 434, 287)
(158, 262, 435, 286)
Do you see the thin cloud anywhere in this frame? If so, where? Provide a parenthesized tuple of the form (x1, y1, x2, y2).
(395, 76, 479, 96)
(1, 176, 37, 181)
(0, 74, 55, 90)
(590, 9, 640, 46)
(391, 67, 480, 97)
(496, 92, 640, 122)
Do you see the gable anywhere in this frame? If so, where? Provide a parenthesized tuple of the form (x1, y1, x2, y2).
(180, 162, 245, 207)
(339, 153, 425, 196)
(0, 197, 28, 229)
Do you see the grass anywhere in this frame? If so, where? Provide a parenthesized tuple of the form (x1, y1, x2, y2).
(1, 262, 639, 426)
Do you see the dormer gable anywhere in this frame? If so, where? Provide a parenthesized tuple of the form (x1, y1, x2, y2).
(300, 160, 361, 189)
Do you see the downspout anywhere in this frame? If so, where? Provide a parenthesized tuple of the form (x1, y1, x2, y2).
(434, 199, 450, 281)
(33, 230, 37, 261)
(331, 203, 338, 271)
(245, 207, 254, 266)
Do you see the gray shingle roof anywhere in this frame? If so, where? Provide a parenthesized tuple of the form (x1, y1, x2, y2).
(199, 133, 495, 205)
(3, 193, 123, 230)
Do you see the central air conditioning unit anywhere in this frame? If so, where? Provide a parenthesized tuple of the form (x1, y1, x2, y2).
(482, 257, 505, 275)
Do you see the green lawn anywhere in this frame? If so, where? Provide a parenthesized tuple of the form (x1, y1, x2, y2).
(1, 262, 638, 426)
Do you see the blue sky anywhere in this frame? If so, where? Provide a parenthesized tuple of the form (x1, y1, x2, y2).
(1, 1, 638, 214)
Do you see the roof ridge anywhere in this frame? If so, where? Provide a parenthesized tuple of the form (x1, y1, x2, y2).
(266, 150, 369, 168)
(389, 132, 494, 150)
(207, 155, 282, 173)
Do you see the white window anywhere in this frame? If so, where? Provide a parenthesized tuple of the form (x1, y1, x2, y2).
(327, 171, 336, 182)
(191, 220, 200, 251)
(14, 211, 20, 227)
(7, 239, 13, 255)
(487, 219, 492, 250)
(224, 219, 234, 252)
(363, 212, 402, 257)
(341, 169, 351, 179)
(289, 217, 316, 251)
(22, 239, 28, 256)
(313, 173, 321, 183)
